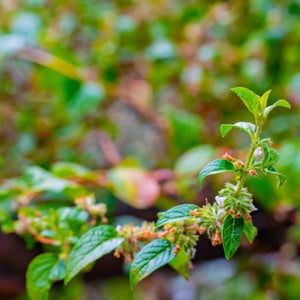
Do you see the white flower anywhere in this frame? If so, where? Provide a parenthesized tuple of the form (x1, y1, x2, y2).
(254, 147, 263, 159)
(215, 196, 226, 206)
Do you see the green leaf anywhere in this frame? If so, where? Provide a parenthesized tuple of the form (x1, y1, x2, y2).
(263, 99, 291, 118)
(220, 122, 256, 139)
(169, 248, 190, 280)
(262, 144, 279, 168)
(231, 87, 260, 116)
(156, 204, 199, 228)
(65, 225, 124, 283)
(243, 219, 257, 243)
(198, 159, 235, 186)
(26, 253, 63, 300)
(260, 89, 271, 110)
(267, 166, 287, 188)
(130, 239, 175, 288)
(222, 215, 244, 259)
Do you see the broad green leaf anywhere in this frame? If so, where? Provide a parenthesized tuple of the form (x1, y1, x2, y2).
(156, 204, 199, 228)
(231, 87, 260, 116)
(263, 99, 291, 118)
(222, 215, 244, 259)
(260, 89, 271, 110)
(198, 159, 235, 186)
(130, 239, 175, 288)
(243, 219, 257, 243)
(65, 225, 124, 283)
(267, 166, 287, 188)
(26, 253, 64, 300)
(220, 122, 256, 139)
(169, 248, 190, 280)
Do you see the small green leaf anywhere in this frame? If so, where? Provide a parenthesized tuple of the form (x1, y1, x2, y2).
(198, 159, 235, 187)
(65, 225, 124, 283)
(267, 166, 287, 188)
(169, 248, 190, 280)
(156, 204, 199, 228)
(263, 99, 291, 118)
(130, 239, 175, 288)
(220, 122, 256, 139)
(231, 87, 260, 116)
(262, 144, 279, 168)
(260, 90, 271, 110)
(243, 219, 257, 243)
(222, 215, 244, 259)
(26, 253, 62, 300)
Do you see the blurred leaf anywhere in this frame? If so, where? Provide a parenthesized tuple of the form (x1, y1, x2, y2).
(26, 253, 63, 300)
(174, 145, 216, 174)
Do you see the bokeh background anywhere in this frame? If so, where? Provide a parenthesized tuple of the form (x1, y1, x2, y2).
(1, 0, 300, 299)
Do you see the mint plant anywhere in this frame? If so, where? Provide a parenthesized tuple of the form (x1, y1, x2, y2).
(0, 87, 290, 299)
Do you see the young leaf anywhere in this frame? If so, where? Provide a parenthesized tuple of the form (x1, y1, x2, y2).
(156, 204, 199, 228)
(267, 166, 287, 188)
(231, 87, 260, 116)
(198, 159, 235, 187)
(222, 215, 244, 259)
(220, 122, 256, 139)
(130, 239, 175, 288)
(169, 247, 190, 280)
(65, 225, 124, 283)
(243, 219, 257, 243)
(262, 144, 279, 168)
(26, 253, 63, 300)
(263, 99, 291, 118)
(260, 89, 271, 110)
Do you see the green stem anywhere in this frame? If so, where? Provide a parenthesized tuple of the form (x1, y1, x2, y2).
(234, 124, 262, 196)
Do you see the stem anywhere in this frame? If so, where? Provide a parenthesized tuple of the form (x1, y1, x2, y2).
(234, 124, 262, 196)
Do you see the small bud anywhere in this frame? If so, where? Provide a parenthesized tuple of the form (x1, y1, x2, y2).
(164, 224, 172, 230)
(197, 226, 207, 235)
(248, 169, 256, 176)
(235, 160, 244, 168)
(236, 211, 242, 218)
(228, 208, 235, 216)
(168, 236, 175, 242)
(211, 231, 222, 246)
(222, 153, 235, 162)
(173, 244, 181, 255)
(190, 209, 200, 217)
(114, 250, 121, 258)
(245, 213, 252, 223)
(169, 227, 177, 234)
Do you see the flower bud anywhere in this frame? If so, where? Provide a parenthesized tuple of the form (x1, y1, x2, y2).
(222, 153, 235, 161)
(248, 169, 256, 176)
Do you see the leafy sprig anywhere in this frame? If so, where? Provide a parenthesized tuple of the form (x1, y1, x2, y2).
(0, 87, 290, 299)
